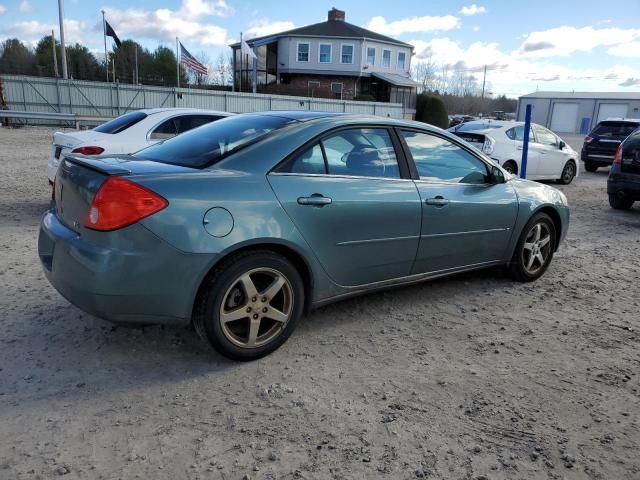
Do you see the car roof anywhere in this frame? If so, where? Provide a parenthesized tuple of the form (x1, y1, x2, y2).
(140, 107, 232, 116)
(599, 118, 640, 124)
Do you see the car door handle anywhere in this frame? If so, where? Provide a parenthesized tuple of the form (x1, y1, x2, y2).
(425, 196, 450, 207)
(516, 146, 523, 151)
(297, 194, 332, 206)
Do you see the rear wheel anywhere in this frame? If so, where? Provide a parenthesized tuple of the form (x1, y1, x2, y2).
(608, 192, 634, 210)
(503, 160, 518, 175)
(509, 213, 556, 282)
(193, 250, 304, 361)
(558, 160, 576, 185)
(584, 161, 598, 172)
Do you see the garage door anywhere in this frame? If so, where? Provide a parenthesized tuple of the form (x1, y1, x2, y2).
(597, 103, 629, 123)
(550, 103, 579, 133)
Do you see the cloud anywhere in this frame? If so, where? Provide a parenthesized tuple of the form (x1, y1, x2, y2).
(619, 78, 640, 87)
(102, 0, 230, 47)
(516, 25, 640, 57)
(607, 41, 640, 58)
(364, 15, 460, 36)
(472, 26, 480, 32)
(530, 75, 560, 81)
(1, 19, 88, 44)
(460, 4, 487, 16)
(18, 0, 31, 13)
(0, 4, 6, 15)
(246, 18, 295, 39)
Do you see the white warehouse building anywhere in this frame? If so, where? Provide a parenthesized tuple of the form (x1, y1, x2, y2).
(516, 91, 640, 134)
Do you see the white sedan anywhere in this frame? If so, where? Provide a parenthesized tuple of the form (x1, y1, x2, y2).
(450, 120, 579, 184)
(47, 108, 231, 183)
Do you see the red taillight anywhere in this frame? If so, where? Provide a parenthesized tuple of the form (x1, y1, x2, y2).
(584, 136, 593, 143)
(72, 146, 104, 155)
(613, 145, 623, 165)
(84, 177, 168, 231)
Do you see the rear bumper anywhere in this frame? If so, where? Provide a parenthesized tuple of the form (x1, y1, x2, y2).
(581, 150, 614, 165)
(607, 174, 640, 199)
(38, 211, 216, 326)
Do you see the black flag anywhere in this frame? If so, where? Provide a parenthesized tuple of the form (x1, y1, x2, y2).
(105, 20, 121, 48)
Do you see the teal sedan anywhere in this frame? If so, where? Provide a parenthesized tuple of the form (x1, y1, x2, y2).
(39, 111, 570, 360)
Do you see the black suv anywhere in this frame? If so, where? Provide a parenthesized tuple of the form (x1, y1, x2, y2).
(581, 119, 640, 172)
(608, 128, 640, 210)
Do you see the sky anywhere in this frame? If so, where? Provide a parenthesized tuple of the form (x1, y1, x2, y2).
(1, 0, 639, 97)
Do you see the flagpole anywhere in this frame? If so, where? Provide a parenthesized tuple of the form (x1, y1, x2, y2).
(51, 30, 59, 78)
(239, 32, 243, 93)
(102, 10, 108, 82)
(57, 0, 68, 79)
(134, 45, 138, 85)
(176, 37, 180, 88)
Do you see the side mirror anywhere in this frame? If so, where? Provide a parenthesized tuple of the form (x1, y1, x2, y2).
(489, 166, 506, 184)
(558, 140, 566, 150)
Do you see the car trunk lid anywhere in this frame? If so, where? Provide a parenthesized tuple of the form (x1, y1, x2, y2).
(454, 132, 486, 152)
(54, 155, 196, 233)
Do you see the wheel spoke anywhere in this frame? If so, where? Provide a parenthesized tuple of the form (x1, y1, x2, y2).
(265, 307, 289, 323)
(262, 276, 285, 301)
(536, 252, 545, 265)
(523, 241, 535, 251)
(220, 307, 248, 324)
(533, 224, 541, 242)
(538, 235, 550, 248)
(239, 273, 258, 299)
(526, 251, 536, 269)
(247, 318, 261, 346)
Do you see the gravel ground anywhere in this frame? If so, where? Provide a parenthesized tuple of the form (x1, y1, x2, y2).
(1, 126, 639, 480)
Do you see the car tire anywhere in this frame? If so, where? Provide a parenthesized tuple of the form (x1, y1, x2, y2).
(508, 212, 556, 282)
(558, 160, 576, 185)
(608, 192, 634, 210)
(584, 161, 598, 172)
(193, 250, 304, 361)
(503, 160, 518, 175)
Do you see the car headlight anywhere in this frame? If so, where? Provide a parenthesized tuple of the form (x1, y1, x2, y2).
(558, 190, 569, 206)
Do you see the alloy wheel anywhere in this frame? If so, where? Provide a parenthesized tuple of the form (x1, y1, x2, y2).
(219, 268, 293, 348)
(521, 222, 552, 275)
(562, 163, 575, 183)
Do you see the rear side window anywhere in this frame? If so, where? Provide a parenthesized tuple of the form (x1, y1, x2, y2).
(506, 125, 535, 141)
(94, 111, 147, 134)
(175, 115, 223, 134)
(149, 118, 178, 140)
(592, 122, 639, 137)
(135, 115, 291, 168)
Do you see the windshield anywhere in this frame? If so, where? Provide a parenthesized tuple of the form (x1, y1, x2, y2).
(592, 122, 639, 137)
(94, 111, 148, 134)
(135, 114, 292, 168)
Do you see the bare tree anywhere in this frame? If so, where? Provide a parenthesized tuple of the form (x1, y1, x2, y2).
(411, 53, 437, 93)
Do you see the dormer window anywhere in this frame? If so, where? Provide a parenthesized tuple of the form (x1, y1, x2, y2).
(297, 43, 309, 62)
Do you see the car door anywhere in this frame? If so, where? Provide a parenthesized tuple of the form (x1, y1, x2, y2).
(532, 125, 566, 178)
(507, 125, 541, 177)
(268, 127, 422, 287)
(398, 129, 519, 274)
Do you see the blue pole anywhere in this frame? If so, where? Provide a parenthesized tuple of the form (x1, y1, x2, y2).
(521, 104, 533, 179)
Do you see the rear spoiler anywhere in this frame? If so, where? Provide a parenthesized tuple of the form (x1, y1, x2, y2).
(63, 154, 132, 176)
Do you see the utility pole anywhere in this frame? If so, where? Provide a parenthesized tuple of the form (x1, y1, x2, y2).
(51, 30, 59, 78)
(57, 0, 68, 79)
(134, 46, 138, 84)
(481, 64, 487, 98)
(102, 10, 108, 82)
(176, 37, 180, 88)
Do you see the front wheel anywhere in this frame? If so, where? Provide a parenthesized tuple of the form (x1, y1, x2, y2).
(558, 160, 576, 185)
(608, 192, 634, 210)
(193, 250, 304, 361)
(509, 213, 556, 282)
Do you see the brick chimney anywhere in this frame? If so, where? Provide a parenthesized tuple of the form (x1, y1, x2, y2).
(328, 8, 345, 22)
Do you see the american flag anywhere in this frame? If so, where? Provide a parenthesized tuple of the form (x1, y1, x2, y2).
(180, 42, 208, 75)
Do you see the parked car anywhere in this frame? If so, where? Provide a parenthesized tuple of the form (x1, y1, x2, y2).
(581, 118, 640, 172)
(46, 108, 231, 183)
(608, 128, 640, 209)
(452, 120, 579, 184)
(39, 112, 570, 360)
(447, 115, 478, 129)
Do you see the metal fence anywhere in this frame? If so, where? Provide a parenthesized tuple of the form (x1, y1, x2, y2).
(0, 75, 406, 125)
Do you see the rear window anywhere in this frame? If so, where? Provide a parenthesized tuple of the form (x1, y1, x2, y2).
(94, 111, 148, 134)
(134, 115, 292, 168)
(592, 122, 639, 137)
(456, 122, 502, 132)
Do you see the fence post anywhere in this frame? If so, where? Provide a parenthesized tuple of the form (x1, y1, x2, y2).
(21, 78, 26, 111)
(373, 103, 376, 116)
(116, 81, 121, 115)
(143, 85, 146, 109)
(224, 93, 228, 112)
(343, 101, 346, 112)
(55, 78, 62, 113)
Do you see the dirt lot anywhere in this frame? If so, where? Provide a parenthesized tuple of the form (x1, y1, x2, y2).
(1, 126, 639, 480)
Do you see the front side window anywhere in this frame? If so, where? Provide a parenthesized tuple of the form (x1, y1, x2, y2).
(397, 52, 406, 70)
(135, 114, 291, 168)
(533, 126, 558, 146)
(297, 43, 309, 62)
(323, 128, 400, 178)
(367, 47, 375, 66)
(319, 44, 331, 63)
(401, 130, 488, 184)
(341, 44, 354, 64)
(382, 50, 391, 68)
